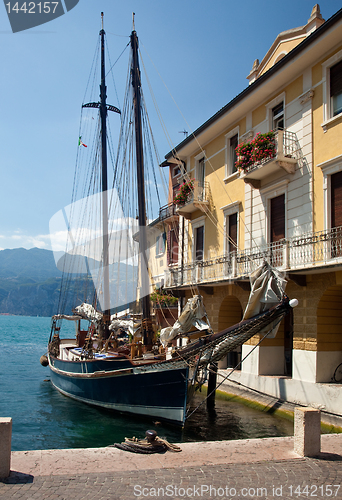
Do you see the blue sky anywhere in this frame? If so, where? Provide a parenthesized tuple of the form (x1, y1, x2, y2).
(0, 0, 341, 251)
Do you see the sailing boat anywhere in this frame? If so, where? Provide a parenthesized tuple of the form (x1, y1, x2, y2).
(45, 15, 297, 426)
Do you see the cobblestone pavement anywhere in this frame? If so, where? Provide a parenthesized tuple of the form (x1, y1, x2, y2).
(1, 455, 342, 500)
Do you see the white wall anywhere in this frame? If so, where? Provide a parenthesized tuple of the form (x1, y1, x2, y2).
(242, 345, 285, 375)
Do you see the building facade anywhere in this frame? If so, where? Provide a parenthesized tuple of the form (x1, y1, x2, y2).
(156, 5, 342, 414)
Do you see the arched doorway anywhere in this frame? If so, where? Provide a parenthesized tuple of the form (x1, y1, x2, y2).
(317, 285, 342, 381)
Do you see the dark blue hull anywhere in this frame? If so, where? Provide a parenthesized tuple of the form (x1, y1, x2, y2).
(49, 355, 192, 425)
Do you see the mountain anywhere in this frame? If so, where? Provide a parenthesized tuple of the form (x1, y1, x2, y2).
(0, 247, 62, 281)
(0, 248, 136, 317)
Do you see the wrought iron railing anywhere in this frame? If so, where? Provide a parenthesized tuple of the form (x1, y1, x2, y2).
(241, 129, 299, 176)
(175, 179, 210, 207)
(159, 202, 178, 221)
(164, 226, 342, 287)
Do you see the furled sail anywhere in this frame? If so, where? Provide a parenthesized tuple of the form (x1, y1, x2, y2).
(242, 260, 287, 338)
(160, 295, 210, 347)
(74, 303, 103, 322)
(109, 318, 141, 336)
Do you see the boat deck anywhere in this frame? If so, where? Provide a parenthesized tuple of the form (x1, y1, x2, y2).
(57, 343, 166, 366)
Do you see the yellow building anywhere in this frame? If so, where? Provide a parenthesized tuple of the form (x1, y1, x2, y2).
(157, 5, 342, 414)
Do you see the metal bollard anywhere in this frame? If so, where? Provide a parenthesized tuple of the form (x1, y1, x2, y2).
(294, 407, 321, 457)
(0, 418, 12, 479)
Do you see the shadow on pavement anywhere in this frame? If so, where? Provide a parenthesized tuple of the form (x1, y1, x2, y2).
(0, 471, 34, 484)
(316, 452, 342, 461)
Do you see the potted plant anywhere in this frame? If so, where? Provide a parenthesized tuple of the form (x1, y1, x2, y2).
(174, 180, 194, 206)
(251, 131, 276, 163)
(150, 289, 178, 307)
(235, 142, 254, 172)
(235, 131, 276, 173)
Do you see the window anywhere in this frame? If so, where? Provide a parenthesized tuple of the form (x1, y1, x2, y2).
(195, 225, 204, 261)
(230, 135, 238, 174)
(330, 171, 342, 258)
(191, 217, 205, 262)
(173, 165, 181, 177)
(194, 153, 206, 201)
(156, 232, 166, 257)
(172, 181, 180, 201)
(272, 102, 284, 130)
(227, 212, 238, 254)
(221, 201, 240, 255)
(270, 194, 285, 243)
(167, 228, 178, 264)
(322, 49, 342, 126)
(198, 157, 205, 186)
(225, 127, 239, 177)
(266, 93, 285, 132)
(330, 60, 342, 117)
(260, 180, 288, 267)
(318, 156, 342, 232)
(270, 193, 285, 267)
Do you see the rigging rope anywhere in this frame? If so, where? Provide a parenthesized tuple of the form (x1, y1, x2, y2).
(139, 40, 263, 265)
(185, 316, 284, 420)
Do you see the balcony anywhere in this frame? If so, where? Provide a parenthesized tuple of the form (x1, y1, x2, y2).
(238, 130, 299, 188)
(175, 180, 210, 219)
(164, 225, 342, 288)
(159, 202, 179, 224)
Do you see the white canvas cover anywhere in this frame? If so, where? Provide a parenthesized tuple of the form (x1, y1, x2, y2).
(74, 303, 103, 322)
(109, 318, 141, 336)
(52, 314, 83, 321)
(242, 260, 287, 338)
(160, 295, 209, 347)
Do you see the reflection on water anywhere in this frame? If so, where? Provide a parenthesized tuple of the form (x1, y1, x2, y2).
(30, 379, 293, 451)
(0, 315, 293, 451)
(184, 392, 293, 442)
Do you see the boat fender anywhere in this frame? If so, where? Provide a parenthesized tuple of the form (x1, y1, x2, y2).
(40, 355, 49, 367)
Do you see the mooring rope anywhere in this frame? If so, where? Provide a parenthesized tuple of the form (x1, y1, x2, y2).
(111, 430, 181, 454)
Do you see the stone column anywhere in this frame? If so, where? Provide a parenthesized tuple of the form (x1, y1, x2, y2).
(294, 407, 321, 457)
(0, 418, 12, 479)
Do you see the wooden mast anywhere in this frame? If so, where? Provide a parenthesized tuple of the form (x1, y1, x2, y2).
(130, 19, 154, 348)
(81, 13, 120, 337)
(99, 12, 111, 337)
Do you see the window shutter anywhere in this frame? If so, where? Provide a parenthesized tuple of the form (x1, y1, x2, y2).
(270, 194, 285, 242)
(171, 228, 179, 264)
(230, 134, 238, 173)
(331, 171, 342, 228)
(195, 226, 204, 261)
(228, 213, 238, 253)
(167, 230, 171, 265)
(330, 60, 342, 97)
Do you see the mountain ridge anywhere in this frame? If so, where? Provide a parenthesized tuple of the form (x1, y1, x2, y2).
(0, 247, 136, 317)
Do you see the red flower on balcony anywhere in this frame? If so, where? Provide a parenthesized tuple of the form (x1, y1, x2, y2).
(174, 180, 194, 206)
(235, 131, 276, 173)
(251, 131, 276, 163)
(235, 142, 254, 172)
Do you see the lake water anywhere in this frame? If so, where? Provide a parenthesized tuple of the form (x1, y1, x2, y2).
(0, 316, 293, 451)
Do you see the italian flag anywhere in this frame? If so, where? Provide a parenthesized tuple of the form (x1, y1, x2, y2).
(78, 136, 87, 148)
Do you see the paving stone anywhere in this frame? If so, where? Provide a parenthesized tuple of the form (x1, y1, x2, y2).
(1, 458, 342, 500)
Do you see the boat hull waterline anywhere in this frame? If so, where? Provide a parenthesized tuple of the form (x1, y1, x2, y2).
(48, 354, 193, 425)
